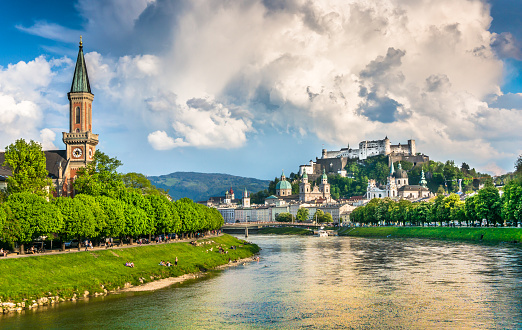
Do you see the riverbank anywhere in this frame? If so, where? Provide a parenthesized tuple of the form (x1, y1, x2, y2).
(0, 234, 259, 312)
(257, 227, 314, 235)
(338, 226, 522, 243)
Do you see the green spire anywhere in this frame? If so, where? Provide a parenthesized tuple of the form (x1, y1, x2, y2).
(390, 162, 395, 176)
(419, 170, 428, 188)
(302, 171, 308, 179)
(321, 169, 327, 180)
(70, 36, 91, 93)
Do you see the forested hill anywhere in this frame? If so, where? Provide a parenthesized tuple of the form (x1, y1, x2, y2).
(148, 172, 270, 202)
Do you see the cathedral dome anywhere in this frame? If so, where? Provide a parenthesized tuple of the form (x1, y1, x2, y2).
(276, 180, 292, 190)
(395, 163, 408, 179)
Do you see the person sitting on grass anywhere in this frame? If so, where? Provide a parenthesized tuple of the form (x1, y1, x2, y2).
(166, 261, 172, 267)
(159, 260, 165, 266)
(125, 262, 135, 268)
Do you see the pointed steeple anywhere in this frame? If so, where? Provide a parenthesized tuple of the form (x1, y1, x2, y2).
(389, 162, 395, 176)
(419, 170, 428, 188)
(70, 36, 91, 94)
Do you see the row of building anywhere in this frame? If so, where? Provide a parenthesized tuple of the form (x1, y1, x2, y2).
(199, 160, 432, 224)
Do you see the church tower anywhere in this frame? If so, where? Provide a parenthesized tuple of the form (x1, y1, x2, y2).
(242, 188, 250, 207)
(299, 171, 311, 202)
(62, 37, 99, 179)
(319, 169, 331, 200)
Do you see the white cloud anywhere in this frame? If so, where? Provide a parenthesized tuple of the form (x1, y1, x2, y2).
(10, 0, 522, 174)
(40, 128, 57, 150)
(147, 130, 183, 150)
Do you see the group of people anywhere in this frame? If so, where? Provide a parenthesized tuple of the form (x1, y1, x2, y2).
(159, 257, 178, 267)
(84, 240, 94, 251)
(125, 262, 135, 268)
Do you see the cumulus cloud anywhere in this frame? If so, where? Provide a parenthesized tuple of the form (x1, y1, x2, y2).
(0, 56, 70, 149)
(40, 128, 58, 150)
(11, 0, 522, 173)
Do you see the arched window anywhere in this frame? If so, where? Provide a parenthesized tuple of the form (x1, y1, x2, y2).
(75, 107, 81, 124)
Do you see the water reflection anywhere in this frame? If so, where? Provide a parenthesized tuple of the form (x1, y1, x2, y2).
(2, 236, 522, 329)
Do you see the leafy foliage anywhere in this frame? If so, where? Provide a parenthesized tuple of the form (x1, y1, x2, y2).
(2, 139, 52, 197)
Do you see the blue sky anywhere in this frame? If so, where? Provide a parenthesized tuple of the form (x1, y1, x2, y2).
(1, 0, 521, 179)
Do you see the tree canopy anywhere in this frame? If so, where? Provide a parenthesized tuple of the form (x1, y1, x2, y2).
(2, 139, 52, 197)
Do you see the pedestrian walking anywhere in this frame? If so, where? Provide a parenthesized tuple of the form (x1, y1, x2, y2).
(175, 257, 178, 266)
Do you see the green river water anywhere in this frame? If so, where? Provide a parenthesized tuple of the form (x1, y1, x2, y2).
(1, 235, 521, 329)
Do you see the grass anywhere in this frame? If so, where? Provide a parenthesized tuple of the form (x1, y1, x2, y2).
(0, 234, 259, 302)
(338, 226, 522, 243)
(258, 227, 314, 235)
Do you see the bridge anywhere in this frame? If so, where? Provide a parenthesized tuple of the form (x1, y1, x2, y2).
(221, 222, 323, 237)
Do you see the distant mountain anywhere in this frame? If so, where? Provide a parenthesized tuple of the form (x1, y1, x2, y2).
(148, 172, 270, 202)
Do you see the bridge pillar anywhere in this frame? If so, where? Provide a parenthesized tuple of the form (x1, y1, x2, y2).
(245, 227, 249, 238)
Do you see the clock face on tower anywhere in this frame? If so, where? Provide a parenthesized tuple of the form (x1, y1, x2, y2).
(73, 147, 83, 158)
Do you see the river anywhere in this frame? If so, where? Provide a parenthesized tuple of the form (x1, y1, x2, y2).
(2, 235, 522, 329)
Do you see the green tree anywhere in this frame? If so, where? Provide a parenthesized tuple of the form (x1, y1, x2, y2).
(122, 172, 168, 196)
(502, 180, 522, 226)
(476, 185, 502, 226)
(146, 195, 177, 236)
(74, 194, 107, 242)
(3, 139, 52, 197)
(95, 195, 126, 240)
(465, 195, 480, 226)
(275, 212, 293, 222)
(54, 197, 95, 251)
(296, 208, 310, 222)
(7, 192, 63, 254)
(117, 189, 155, 242)
(74, 151, 125, 197)
(321, 212, 333, 223)
(313, 209, 324, 223)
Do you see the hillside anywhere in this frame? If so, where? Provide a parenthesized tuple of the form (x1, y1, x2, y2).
(148, 172, 270, 202)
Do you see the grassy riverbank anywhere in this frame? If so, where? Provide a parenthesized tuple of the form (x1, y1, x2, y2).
(258, 227, 314, 235)
(0, 234, 259, 302)
(338, 227, 522, 243)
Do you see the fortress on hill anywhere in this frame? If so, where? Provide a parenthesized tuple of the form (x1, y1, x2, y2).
(300, 136, 429, 181)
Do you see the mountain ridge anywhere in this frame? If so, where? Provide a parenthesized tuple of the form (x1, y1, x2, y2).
(148, 171, 271, 202)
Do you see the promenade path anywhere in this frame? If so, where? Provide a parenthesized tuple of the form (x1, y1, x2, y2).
(0, 233, 223, 260)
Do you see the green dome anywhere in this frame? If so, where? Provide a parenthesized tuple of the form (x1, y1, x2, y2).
(321, 169, 327, 180)
(276, 180, 292, 190)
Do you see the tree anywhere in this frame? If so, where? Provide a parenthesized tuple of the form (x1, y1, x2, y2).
(515, 155, 522, 177)
(54, 197, 95, 250)
(296, 208, 309, 222)
(74, 194, 107, 242)
(95, 195, 126, 240)
(502, 180, 522, 226)
(117, 189, 155, 242)
(7, 192, 63, 254)
(465, 195, 480, 226)
(275, 212, 293, 222)
(122, 172, 168, 196)
(476, 185, 502, 226)
(313, 209, 324, 223)
(321, 212, 333, 223)
(3, 139, 52, 197)
(74, 151, 125, 197)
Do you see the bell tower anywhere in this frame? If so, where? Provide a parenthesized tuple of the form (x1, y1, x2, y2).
(62, 37, 99, 176)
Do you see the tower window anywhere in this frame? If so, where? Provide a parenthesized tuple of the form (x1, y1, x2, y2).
(75, 107, 81, 124)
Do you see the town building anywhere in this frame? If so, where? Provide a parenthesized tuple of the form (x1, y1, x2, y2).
(365, 163, 431, 201)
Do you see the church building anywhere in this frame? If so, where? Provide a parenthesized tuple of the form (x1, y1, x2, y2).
(0, 38, 98, 197)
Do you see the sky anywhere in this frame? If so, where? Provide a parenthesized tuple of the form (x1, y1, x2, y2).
(0, 0, 521, 180)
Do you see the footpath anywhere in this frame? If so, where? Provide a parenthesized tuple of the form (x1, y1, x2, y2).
(1, 233, 223, 260)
